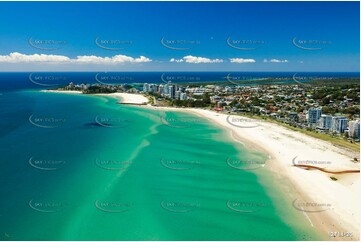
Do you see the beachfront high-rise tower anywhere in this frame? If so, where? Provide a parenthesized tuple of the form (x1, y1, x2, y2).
(349, 120, 360, 139)
(318, 114, 333, 130)
(331, 116, 348, 133)
(307, 107, 322, 125)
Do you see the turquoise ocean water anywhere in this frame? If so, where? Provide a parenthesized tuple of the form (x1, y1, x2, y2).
(0, 89, 322, 240)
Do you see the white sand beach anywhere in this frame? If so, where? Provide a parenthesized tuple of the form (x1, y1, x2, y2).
(101, 93, 149, 104)
(41, 90, 149, 104)
(139, 101, 360, 239)
(41, 90, 83, 94)
(185, 109, 360, 240)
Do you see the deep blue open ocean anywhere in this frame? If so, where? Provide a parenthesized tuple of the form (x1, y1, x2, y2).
(0, 72, 359, 92)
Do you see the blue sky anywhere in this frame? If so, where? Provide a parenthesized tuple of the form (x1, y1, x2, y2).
(0, 1, 359, 72)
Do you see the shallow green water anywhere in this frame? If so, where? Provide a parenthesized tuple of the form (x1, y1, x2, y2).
(0, 91, 321, 240)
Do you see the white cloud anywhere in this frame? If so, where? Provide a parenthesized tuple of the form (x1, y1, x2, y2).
(0, 52, 152, 64)
(264, 59, 288, 63)
(169, 58, 184, 63)
(0, 52, 70, 63)
(229, 58, 256, 63)
(76, 55, 151, 63)
(170, 55, 223, 64)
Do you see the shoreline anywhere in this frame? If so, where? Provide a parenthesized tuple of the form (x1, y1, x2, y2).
(96, 92, 149, 105)
(42, 90, 360, 240)
(139, 96, 360, 240)
(185, 109, 360, 240)
(40, 90, 149, 105)
(100, 92, 360, 239)
(41, 90, 83, 94)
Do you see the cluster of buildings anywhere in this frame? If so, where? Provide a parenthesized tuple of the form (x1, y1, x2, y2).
(143, 82, 188, 100)
(60, 81, 360, 141)
(142, 82, 360, 140)
(66, 82, 91, 90)
(63, 82, 135, 93)
(195, 84, 359, 140)
(307, 107, 360, 139)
